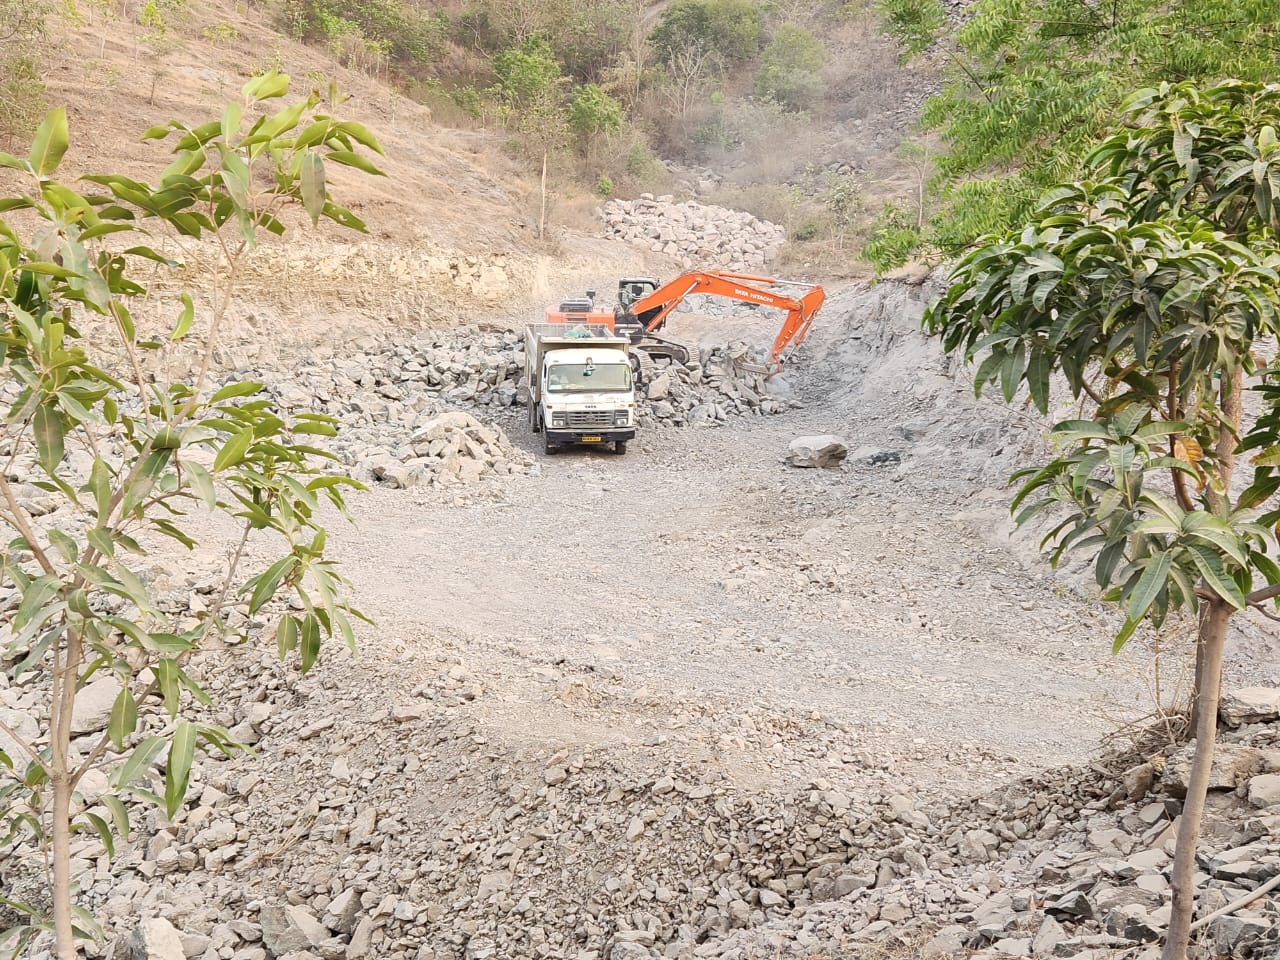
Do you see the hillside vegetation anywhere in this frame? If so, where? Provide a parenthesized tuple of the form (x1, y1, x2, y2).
(2, 0, 926, 279)
(874, 0, 1280, 267)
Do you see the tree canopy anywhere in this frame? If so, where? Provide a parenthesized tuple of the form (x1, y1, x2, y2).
(876, 0, 1280, 261)
(925, 78, 1280, 960)
(650, 0, 763, 65)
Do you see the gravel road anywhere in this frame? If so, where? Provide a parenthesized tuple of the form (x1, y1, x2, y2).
(332, 368, 1146, 796)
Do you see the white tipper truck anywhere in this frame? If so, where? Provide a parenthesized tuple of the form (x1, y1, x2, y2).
(524, 323, 637, 455)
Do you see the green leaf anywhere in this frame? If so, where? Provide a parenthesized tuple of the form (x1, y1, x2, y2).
(334, 120, 384, 155)
(29, 106, 70, 176)
(222, 101, 243, 140)
(1111, 617, 1139, 655)
(110, 735, 165, 790)
(291, 420, 337, 437)
(247, 555, 298, 614)
(33, 405, 64, 475)
(108, 685, 137, 750)
(81, 812, 115, 858)
(87, 526, 115, 558)
(211, 381, 264, 403)
(300, 153, 326, 226)
(184, 461, 216, 509)
(171, 293, 194, 341)
(164, 721, 196, 819)
(100, 794, 129, 840)
(300, 614, 321, 673)
(213, 426, 254, 472)
(155, 658, 181, 717)
(219, 148, 251, 210)
(276, 615, 299, 657)
(1127, 552, 1172, 622)
(325, 149, 385, 177)
(242, 69, 289, 101)
(1188, 545, 1247, 609)
(46, 528, 77, 563)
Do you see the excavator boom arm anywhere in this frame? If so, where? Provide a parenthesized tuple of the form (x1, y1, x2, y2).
(623, 271, 825, 373)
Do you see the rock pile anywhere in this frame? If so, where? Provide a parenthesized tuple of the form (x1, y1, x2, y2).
(227, 330, 530, 492)
(28, 666, 1280, 960)
(640, 344, 794, 427)
(231, 328, 795, 484)
(706, 694, 1280, 960)
(600, 196, 787, 271)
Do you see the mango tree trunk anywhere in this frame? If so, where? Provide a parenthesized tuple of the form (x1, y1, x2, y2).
(1161, 597, 1230, 960)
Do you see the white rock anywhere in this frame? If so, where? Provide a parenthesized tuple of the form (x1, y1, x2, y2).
(1220, 687, 1280, 727)
(127, 917, 186, 960)
(72, 674, 123, 736)
(1248, 773, 1280, 808)
(786, 435, 849, 469)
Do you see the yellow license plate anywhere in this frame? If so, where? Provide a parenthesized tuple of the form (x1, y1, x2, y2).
(581, 436, 602, 443)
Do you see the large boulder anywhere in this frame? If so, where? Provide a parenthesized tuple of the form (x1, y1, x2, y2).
(1220, 687, 1280, 727)
(1248, 773, 1280, 808)
(71, 674, 123, 736)
(786, 435, 849, 469)
(0, 707, 37, 762)
(125, 918, 185, 960)
(1162, 742, 1263, 796)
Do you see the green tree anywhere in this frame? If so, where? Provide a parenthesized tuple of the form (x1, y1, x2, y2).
(650, 0, 762, 65)
(823, 168, 863, 249)
(494, 36, 564, 106)
(0, 73, 383, 959)
(450, 0, 635, 81)
(278, 0, 447, 71)
(925, 80, 1280, 960)
(568, 82, 623, 146)
(754, 22, 824, 110)
(0, 0, 46, 143)
(877, 0, 1280, 261)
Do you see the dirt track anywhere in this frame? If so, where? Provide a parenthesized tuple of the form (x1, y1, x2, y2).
(328, 303, 1156, 799)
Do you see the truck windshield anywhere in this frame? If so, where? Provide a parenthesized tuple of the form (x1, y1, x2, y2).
(547, 363, 632, 392)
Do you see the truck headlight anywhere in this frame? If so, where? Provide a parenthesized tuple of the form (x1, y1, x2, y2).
(614, 410, 630, 425)
(551, 413, 567, 427)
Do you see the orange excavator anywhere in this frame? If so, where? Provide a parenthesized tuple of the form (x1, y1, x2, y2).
(546, 271, 826, 375)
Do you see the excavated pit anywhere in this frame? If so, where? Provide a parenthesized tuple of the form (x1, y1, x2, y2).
(4, 280, 1279, 960)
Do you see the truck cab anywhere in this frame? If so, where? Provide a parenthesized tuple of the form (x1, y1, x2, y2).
(525, 324, 637, 455)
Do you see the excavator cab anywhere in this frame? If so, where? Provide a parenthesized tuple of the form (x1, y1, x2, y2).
(616, 278, 659, 312)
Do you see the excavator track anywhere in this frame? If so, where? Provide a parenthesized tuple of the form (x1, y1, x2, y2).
(634, 333, 700, 367)
(632, 348, 658, 385)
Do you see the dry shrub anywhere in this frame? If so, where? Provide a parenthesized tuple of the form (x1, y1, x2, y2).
(409, 81, 483, 129)
(553, 189, 603, 233)
(579, 123, 673, 196)
(706, 181, 807, 231)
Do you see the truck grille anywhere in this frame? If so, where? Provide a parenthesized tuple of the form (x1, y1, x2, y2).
(567, 410, 615, 428)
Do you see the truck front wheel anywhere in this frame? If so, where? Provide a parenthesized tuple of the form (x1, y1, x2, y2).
(614, 440, 627, 455)
(544, 434, 558, 455)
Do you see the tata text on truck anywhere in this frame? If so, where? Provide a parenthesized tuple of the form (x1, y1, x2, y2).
(524, 323, 636, 455)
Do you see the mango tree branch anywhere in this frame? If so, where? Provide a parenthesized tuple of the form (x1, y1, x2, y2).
(108, 297, 153, 427)
(0, 717, 47, 772)
(1189, 872, 1280, 933)
(1246, 582, 1280, 604)
(0, 474, 56, 575)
